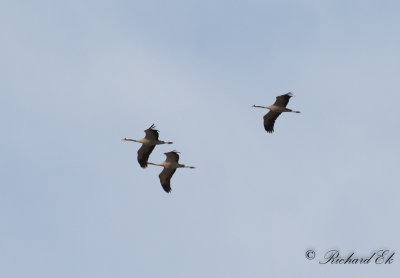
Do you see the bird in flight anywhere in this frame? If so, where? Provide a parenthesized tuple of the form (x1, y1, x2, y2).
(122, 124, 173, 168)
(148, 151, 195, 193)
(252, 92, 300, 133)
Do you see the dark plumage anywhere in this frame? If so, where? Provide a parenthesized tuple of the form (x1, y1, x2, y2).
(159, 168, 176, 193)
(122, 124, 172, 168)
(253, 92, 300, 133)
(137, 144, 155, 168)
(263, 111, 282, 133)
(148, 150, 195, 193)
(273, 92, 293, 107)
(137, 124, 159, 168)
(144, 124, 159, 141)
(165, 151, 180, 162)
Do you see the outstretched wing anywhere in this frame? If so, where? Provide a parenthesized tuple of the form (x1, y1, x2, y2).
(144, 125, 159, 141)
(263, 111, 281, 133)
(165, 151, 180, 163)
(137, 144, 156, 168)
(273, 92, 293, 107)
(159, 168, 176, 193)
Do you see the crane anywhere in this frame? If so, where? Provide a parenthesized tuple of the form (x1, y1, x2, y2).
(252, 92, 300, 133)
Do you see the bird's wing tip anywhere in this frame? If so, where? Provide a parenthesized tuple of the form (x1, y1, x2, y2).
(147, 124, 159, 131)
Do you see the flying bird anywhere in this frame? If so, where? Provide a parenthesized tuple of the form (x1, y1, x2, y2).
(122, 124, 172, 168)
(252, 92, 300, 133)
(148, 151, 195, 193)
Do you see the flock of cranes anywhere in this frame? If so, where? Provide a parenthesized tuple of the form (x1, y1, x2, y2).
(123, 92, 300, 193)
(122, 124, 195, 193)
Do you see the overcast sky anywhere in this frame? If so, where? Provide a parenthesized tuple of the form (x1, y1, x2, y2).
(1, 0, 399, 277)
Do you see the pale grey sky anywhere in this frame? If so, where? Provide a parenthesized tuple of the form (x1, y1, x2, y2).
(1, 1, 399, 277)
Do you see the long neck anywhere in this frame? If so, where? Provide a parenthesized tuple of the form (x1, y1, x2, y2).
(148, 162, 164, 167)
(122, 138, 139, 142)
(252, 105, 269, 109)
